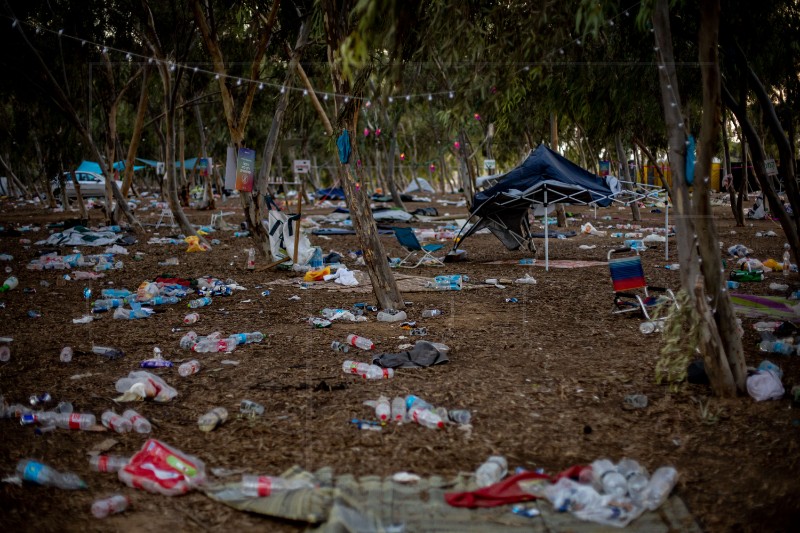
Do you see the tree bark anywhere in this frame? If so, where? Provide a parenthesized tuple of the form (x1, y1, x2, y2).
(121, 67, 150, 197)
(616, 134, 641, 221)
(722, 108, 744, 225)
(695, 0, 744, 394)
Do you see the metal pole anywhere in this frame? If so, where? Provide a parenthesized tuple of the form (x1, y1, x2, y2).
(665, 191, 669, 261)
(544, 189, 549, 271)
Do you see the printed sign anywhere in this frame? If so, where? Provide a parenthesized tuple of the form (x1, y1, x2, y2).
(224, 146, 236, 189)
(599, 160, 610, 177)
(764, 158, 778, 176)
(293, 160, 311, 174)
(483, 159, 496, 171)
(235, 148, 256, 192)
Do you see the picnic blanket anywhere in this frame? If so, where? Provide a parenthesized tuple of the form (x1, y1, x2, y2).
(730, 293, 800, 322)
(36, 226, 123, 247)
(485, 259, 607, 269)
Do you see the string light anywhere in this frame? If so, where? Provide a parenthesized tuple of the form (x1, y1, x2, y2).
(448, 91, 454, 99)
(388, 96, 393, 103)
(280, 86, 285, 94)
(236, 78, 242, 85)
(323, 93, 329, 101)
(58, 29, 63, 36)
(302, 89, 308, 96)
(427, 94, 432, 101)
(258, 82, 264, 90)
(405, 95, 411, 101)
(11, 19, 17, 28)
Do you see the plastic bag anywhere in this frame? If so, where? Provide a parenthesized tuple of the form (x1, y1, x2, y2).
(118, 439, 206, 496)
(115, 371, 178, 403)
(184, 236, 206, 252)
(303, 267, 330, 282)
(746, 369, 785, 401)
(543, 477, 641, 528)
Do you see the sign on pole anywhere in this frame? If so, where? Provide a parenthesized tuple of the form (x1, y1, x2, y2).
(235, 148, 256, 192)
(483, 159, 496, 172)
(293, 160, 311, 174)
(599, 160, 610, 177)
(764, 158, 778, 176)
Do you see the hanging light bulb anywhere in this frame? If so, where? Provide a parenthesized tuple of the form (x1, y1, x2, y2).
(559, 48, 564, 55)
(11, 19, 17, 28)
(102, 46, 108, 54)
(363, 128, 370, 137)
(406, 95, 411, 101)
(365, 100, 371, 107)
(148, 57, 153, 64)
(448, 91, 454, 99)
(400, 152, 406, 161)
(427, 94, 432, 101)
(193, 66, 198, 72)
(215, 73, 220, 79)
(323, 93, 329, 101)
(429, 163, 436, 172)
(81, 40, 86, 46)
(453, 141, 460, 150)
(236, 78, 242, 85)
(258, 83, 264, 90)
(388, 96, 394, 104)
(170, 63, 176, 71)
(576, 39, 581, 45)
(302, 89, 308, 96)
(58, 29, 64, 36)
(126, 53, 132, 61)
(280, 86, 285, 94)
(344, 96, 349, 103)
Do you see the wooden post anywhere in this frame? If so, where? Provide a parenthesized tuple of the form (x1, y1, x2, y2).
(293, 181, 303, 264)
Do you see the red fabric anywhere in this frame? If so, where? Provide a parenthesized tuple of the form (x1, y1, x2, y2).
(154, 277, 192, 287)
(444, 465, 586, 509)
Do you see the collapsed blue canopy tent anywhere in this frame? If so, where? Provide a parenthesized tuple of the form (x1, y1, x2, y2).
(454, 144, 620, 269)
(112, 161, 145, 172)
(315, 187, 346, 200)
(135, 158, 201, 171)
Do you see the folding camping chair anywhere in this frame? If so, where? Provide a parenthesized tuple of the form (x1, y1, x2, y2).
(392, 227, 445, 268)
(609, 247, 675, 324)
(156, 207, 176, 228)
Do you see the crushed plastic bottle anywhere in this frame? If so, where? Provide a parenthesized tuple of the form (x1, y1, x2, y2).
(198, 407, 228, 432)
(240, 475, 315, 497)
(342, 361, 394, 380)
(91, 494, 130, 518)
(346, 334, 374, 350)
(122, 409, 152, 433)
(89, 455, 131, 473)
(475, 456, 508, 487)
(101, 411, 132, 434)
(16, 459, 87, 489)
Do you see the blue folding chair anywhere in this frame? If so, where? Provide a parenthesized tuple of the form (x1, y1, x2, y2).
(392, 227, 445, 268)
(609, 247, 675, 321)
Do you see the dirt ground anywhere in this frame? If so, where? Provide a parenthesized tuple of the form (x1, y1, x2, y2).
(0, 191, 798, 533)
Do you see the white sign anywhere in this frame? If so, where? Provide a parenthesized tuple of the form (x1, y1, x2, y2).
(484, 159, 496, 171)
(764, 158, 778, 176)
(293, 160, 311, 174)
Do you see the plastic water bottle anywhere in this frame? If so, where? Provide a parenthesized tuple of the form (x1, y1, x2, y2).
(377, 309, 408, 322)
(240, 475, 314, 497)
(783, 245, 791, 277)
(374, 396, 391, 422)
(16, 459, 86, 489)
(101, 411, 132, 433)
(151, 296, 179, 305)
(475, 456, 508, 487)
(617, 458, 650, 498)
(769, 282, 789, 292)
(93, 298, 125, 311)
(341, 360, 394, 379)
(448, 409, 472, 425)
(179, 360, 201, 377)
(231, 332, 264, 345)
(640, 466, 678, 511)
(101, 288, 131, 298)
(198, 407, 228, 432)
(590, 459, 628, 497)
(240, 400, 265, 416)
(52, 412, 96, 430)
(89, 455, 130, 473)
(184, 313, 200, 325)
(346, 334, 375, 350)
(122, 409, 151, 433)
(309, 247, 323, 270)
(91, 494, 130, 518)
(331, 341, 349, 353)
(422, 309, 441, 318)
(233, 231, 249, 237)
(406, 396, 444, 429)
(113, 307, 152, 320)
(246, 248, 256, 270)
(758, 340, 795, 355)
(0, 276, 19, 292)
(180, 331, 198, 350)
(391, 396, 407, 422)
(188, 297, 212, 308)
(753, 321, 783, 332)
(663, 264, 680, 270)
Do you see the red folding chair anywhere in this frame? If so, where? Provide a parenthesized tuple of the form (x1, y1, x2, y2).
(608, 247, 675, 321)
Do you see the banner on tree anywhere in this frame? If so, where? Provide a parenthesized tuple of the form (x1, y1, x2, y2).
(599, 160, 610, 177)
(235, 148, 256, 192)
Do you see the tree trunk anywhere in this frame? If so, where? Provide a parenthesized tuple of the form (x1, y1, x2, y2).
(722, 109, 744, 226)
(122, 67, 150, 197)
(615, 134, 641, 221)
(653, 0, 700, 291)
(550, 112, 567, 227)
(695, 0, 744, 394)
(69, 171, 88, 221)
(193, 98, 215, 210)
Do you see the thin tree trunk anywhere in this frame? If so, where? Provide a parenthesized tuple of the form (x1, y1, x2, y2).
(615, 134, 641, 221)
(193, 97, 214, 210)
(122, 67, 150, 197)
(550, 113, 567, 227)
(722, 108, 744, 226)
(695, 0, 744, 395)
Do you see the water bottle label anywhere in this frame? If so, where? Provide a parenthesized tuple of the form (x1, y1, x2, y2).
(24, 461, 44, 482)
(254, 476, 272, 497)
(97, 456, 109, 472)
(68, 413, 82, 429)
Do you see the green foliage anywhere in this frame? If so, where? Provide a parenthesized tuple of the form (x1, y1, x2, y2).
(655, 289, 699, 392)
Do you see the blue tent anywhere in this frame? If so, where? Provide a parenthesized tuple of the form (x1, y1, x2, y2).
(136, 158, 161, 168)
(136, 158, 200, 171)
(76, 160, 103, 175)
(455, 144, 617, 267)
(113, 161, 145, 172)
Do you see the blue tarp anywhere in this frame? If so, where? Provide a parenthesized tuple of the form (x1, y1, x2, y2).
(136, 158, 161, 168)
(136, 158, 200, 170)
(112, 161, 145, 172)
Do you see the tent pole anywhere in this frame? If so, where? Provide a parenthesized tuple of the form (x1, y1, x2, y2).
(544, 189, 549, 271)
(665, 192, 669, 261)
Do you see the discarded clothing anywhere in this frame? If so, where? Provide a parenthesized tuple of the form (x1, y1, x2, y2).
(371, 341, 449, 368)
(37, 226, 122, 247)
